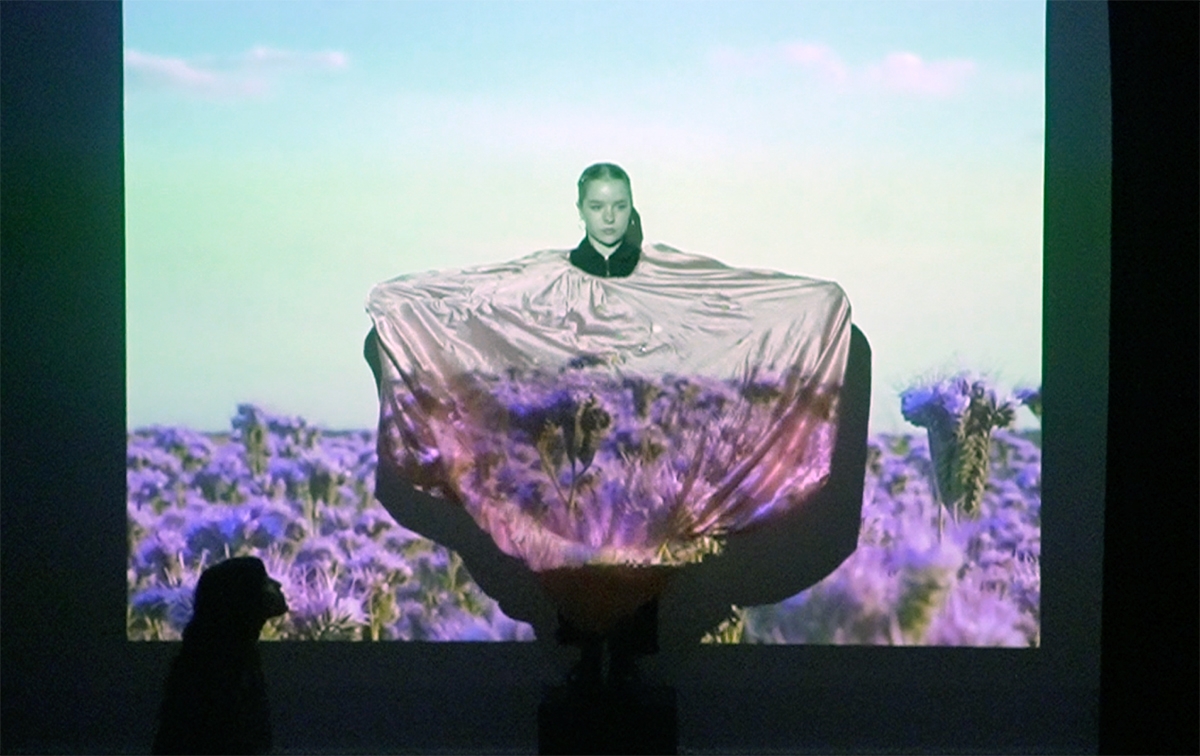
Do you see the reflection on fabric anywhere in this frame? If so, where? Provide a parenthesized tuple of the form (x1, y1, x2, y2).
(366, 243, 851, 574)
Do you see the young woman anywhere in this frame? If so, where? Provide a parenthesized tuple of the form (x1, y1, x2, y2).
(569, 162, 642, 279)
(364, 162, 860, 686)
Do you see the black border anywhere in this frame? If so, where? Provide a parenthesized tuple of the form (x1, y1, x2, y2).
(1099, 2, 1198, 754)
(2, 2, 1195, 753)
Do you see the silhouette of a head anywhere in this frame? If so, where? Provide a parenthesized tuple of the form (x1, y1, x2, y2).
(184, 556, 287, 644)
(153, 557, 289, 755)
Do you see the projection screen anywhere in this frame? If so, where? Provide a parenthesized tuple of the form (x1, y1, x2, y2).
(124, 0, 1045, 646)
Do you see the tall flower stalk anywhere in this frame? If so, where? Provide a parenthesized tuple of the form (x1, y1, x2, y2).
(901, 376, 1015, 537)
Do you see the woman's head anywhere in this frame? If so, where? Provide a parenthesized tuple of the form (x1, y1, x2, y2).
(577, 163, 641, 250)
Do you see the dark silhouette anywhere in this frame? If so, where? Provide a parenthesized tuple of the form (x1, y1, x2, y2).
(364, 324, 871, 656)
(556, 594, 657, 690)
(655, 324, 871, 650)
(365, 159, 870, 752)
(152, 556, 288, 755)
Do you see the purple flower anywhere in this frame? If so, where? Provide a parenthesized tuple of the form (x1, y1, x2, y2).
(901, 376, 972, 429)
(128, 467, 173, 505)
(353, 507, 394, 538)
(130, 584, 195, 633)
(180, 502, 284, 562)
(240, 496, 293, 542)
(1016, 464, 1040, 491)
(128, 438, 184, 474)
(192, 443, 253, 502)
(284, 574, 368, 640)
(290, 535, 341, 571)
(132, 529, 190, 581)
(127, 501, 161, 534)
(345, 540, 413, 581)
(267, 456, 308, 486)
(150, 427, 215, 462)
(926, 584, 1034, 647)
(316, 501, 353, 536)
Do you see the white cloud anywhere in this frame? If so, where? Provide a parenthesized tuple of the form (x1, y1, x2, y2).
(243, 45, 350, 70)
(124, 46, 349, 98)
(709, 41, 977, 99)
(782, 42, 849, 85)
(865, 52, 977, 97)
(124, 49, 263, 97)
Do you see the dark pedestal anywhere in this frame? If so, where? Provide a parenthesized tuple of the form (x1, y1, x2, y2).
(538, 684, 677, 755)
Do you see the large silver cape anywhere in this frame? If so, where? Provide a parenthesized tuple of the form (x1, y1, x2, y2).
(366, 243, 851, 572)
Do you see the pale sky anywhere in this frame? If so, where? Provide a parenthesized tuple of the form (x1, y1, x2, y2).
(124, 0, 1046, 433)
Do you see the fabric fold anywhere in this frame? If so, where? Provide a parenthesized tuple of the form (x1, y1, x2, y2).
(367, 243, 851, 572)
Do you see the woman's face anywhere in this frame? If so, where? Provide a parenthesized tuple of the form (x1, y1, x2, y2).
(578, 178, 632, 250)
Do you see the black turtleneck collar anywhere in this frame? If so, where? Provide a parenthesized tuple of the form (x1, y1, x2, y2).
(569, 236, 640, 278)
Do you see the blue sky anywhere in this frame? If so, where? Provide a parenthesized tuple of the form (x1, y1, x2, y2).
(124, 0, 1046, 432)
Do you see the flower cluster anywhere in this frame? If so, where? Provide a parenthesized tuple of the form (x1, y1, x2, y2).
(900, 375, 1017, 520)
(127, 405, 534, 641)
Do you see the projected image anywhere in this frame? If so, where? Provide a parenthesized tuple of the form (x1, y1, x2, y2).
(125, 2, 1044, 645)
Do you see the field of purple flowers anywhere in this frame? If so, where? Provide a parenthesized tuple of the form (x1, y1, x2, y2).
(127, 406, 534, 641)
(128, 381, 1040, 645)
(738, 427, 1040, 646)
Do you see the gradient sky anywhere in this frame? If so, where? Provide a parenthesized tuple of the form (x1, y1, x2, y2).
(124, 0, 1045, 433)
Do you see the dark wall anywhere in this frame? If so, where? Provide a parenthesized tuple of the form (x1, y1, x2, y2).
(1, 2, 1194, 754)
(1099, 3, 1198, 754)
(2, 2, 135, 750)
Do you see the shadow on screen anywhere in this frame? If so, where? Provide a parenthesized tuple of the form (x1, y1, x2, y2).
(364, 324, 871, 650)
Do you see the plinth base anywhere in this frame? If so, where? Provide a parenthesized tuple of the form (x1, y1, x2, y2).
(538, 684, 677, 755)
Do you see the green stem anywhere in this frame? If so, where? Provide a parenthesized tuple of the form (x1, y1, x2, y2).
(536, 445, 570, 513)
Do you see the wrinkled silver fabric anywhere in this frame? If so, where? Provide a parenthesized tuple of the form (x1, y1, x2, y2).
(367, 243, 851, 571)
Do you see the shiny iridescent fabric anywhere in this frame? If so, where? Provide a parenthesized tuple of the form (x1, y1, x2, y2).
(366, 243, 850, 576)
